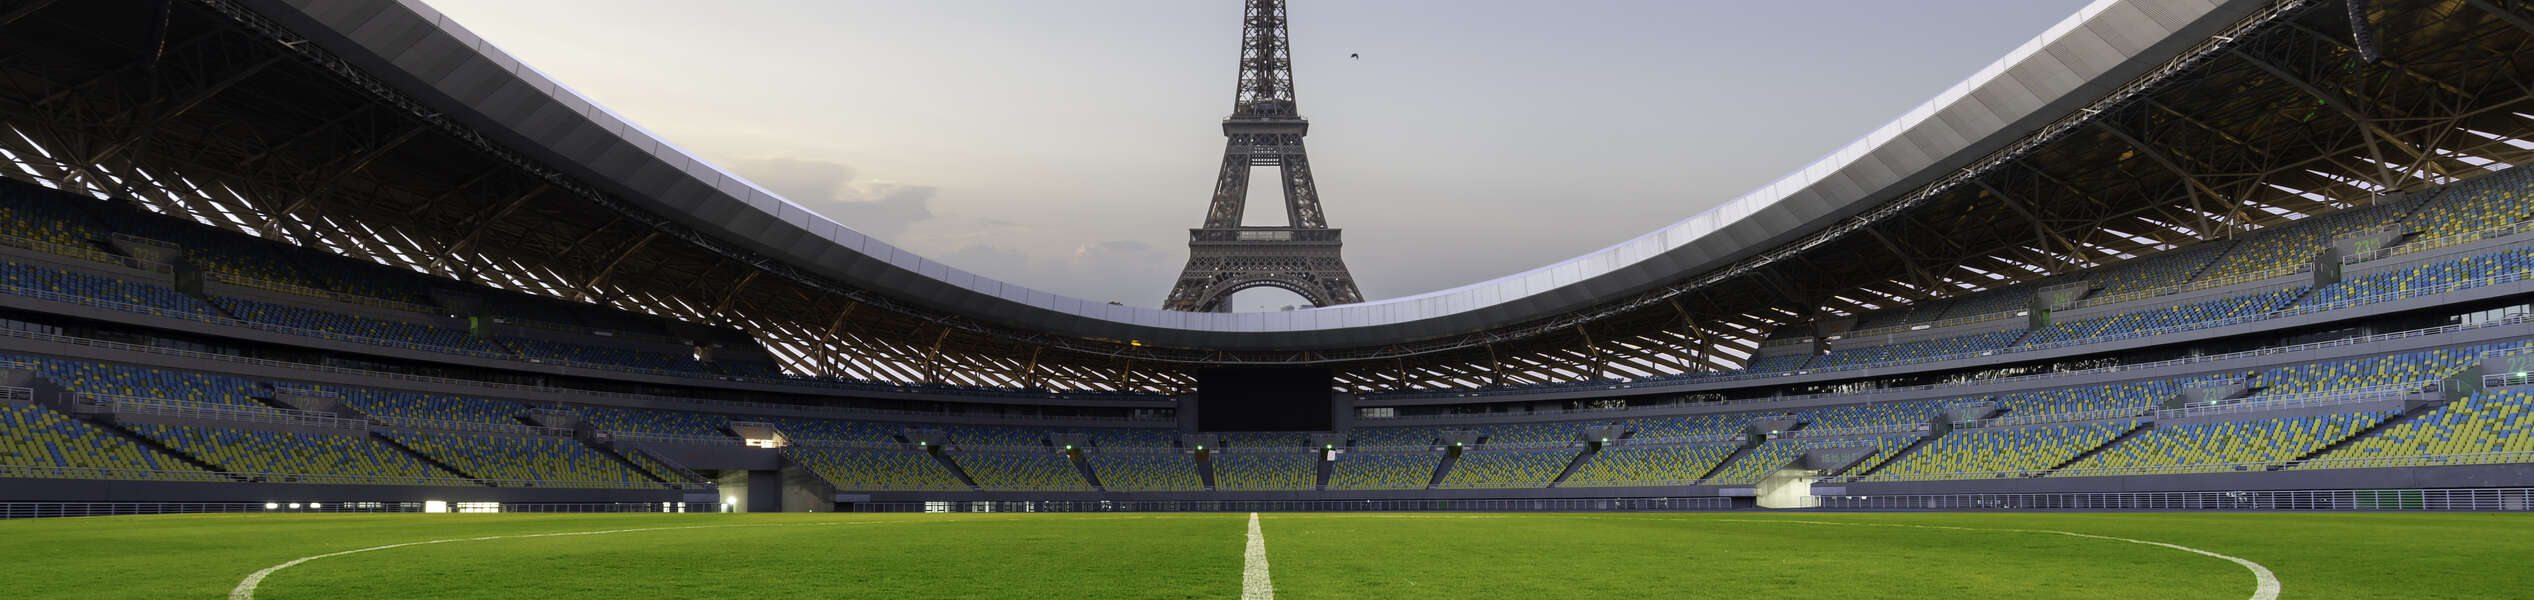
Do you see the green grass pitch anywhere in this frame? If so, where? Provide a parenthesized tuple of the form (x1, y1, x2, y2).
(4, 511, 2529, 598)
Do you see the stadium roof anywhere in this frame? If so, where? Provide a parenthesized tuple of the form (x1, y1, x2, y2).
(237, 0, 2260, 352)
(0, 0, 2528, 391)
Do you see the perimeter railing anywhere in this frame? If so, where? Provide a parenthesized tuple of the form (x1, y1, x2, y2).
(1818, 487, 2534, 511)
(0, 283, 1172, 407)
(1368, 258, 2534, 403)
(1955, 407, 2151, 429)
(0, 501, 716, 519)
(1362, 313, 2531, 416)
(2341, 220, 2534, 266)
(0, 232, 175, 273)
(1784, 422, 1928, 439)
(82, 393, 369, 432)
(2487, 372, 2533, 389)
(1837, 451, 2534, 483)
(207, 272, 445, 315)
(0, 326, 1174, 429)
(603, 431, 747, 446)
(0, 464, 713, 490)
(374, 415, 571, 437)
(847, 497, 1738, 513)
(2151, 382, 2426, 420)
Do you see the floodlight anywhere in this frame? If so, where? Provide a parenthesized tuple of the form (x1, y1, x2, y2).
(264, 503, 278, 510)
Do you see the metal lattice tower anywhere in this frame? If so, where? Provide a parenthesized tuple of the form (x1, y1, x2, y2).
(1162, 0, 1364, 313)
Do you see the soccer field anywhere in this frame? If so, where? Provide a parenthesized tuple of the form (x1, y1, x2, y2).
(5, 511, 2529, 599)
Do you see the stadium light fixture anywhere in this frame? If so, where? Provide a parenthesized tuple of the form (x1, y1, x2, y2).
(288, 503, 301, 509)
(264, 503, 278, 510)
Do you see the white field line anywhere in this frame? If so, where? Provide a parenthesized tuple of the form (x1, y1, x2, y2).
(1242, 512, 1275, 600)
(1720, 519, 2279, 600)
(229, 520, 882, 600)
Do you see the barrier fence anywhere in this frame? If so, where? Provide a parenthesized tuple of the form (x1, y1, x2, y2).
(1817, 487, 2534, 511)
(1366, 313, 2531, 416)
(0, 464, 712, 490)
(848, 497, 1737, 513)
(1835, 451, 2534, 483)
(0, 284, 1169, 408)
(0, 326, 1168, 428)
(2151, 381, 2427, 420)
(0, 501, 718, 519)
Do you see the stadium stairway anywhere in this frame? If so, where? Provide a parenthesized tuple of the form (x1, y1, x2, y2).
(1695, 437, 1766, 481)
(2272, 401, 2441, 471)
(1196, 453, 1218, 489)
(1314, 454, 1333, 490)
(581, 438, 672, 485)
(2164, 239, 2233, 291)
(2273, 282, 2323, 309)
(774, 446, 830, 490)
(1427, 448, 1459, 490)
(82, 418, 250, 482)
(296, 395, 616, 486)
(1544, 444, 1599, 488)
(1810, 443, 1888, 477)
(19, 374, 249, 482)
(364, 431, 487, 483)
(1072, 451, 1103, 490)
(927, 447, 983, 491)
(2036, 420, 2156, 476)
(626, 446, 709, 484)
(1852, 432, 1941, 478)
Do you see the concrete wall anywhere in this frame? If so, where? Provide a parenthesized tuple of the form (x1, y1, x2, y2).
(8, 460, 2530, 506)
(1360, 232, 2534, 410)
(1841, 462, 2534, 496)
(0, 477, 683, 503)
(630, 442, 784, 471)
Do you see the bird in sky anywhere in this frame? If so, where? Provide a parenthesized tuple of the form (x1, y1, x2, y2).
(1349, 53, 1359, 59)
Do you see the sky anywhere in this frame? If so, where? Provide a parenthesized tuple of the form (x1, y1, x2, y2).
(423, 0, 2095, 312)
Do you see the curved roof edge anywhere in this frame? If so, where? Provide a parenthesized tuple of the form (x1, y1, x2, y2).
(245, 0, 2264, 351)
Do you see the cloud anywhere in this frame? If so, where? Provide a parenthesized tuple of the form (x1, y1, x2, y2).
(920, 239, 1178, 307)
(729, 157, 936, 241)
(941, 244, 1029, 278)
(1079, 240, 1153, 256)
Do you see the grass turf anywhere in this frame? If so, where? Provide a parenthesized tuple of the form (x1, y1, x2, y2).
(1, 511, 2527, 598)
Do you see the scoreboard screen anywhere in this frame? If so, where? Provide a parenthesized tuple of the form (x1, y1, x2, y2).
(1196, 366, 1333, 431)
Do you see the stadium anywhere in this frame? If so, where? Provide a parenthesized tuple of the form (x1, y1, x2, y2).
(1, 0, 2531, 597)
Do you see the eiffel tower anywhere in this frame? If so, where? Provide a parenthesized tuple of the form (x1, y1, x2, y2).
(1161, 0, 1364, 313)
